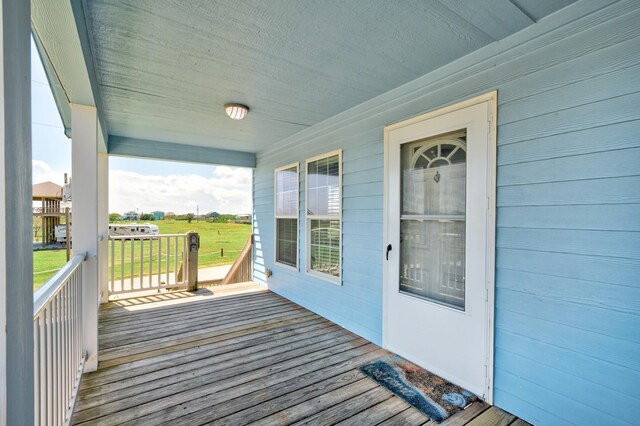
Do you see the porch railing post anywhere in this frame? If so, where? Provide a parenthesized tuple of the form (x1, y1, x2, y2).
(97, 153, 109, 304)
(186, 232, 199, 291)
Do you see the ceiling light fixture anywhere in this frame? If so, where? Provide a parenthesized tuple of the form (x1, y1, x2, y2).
(224, 103, 249, 120)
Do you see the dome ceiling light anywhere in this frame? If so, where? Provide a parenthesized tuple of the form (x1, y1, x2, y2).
(224, 103, 249, 120)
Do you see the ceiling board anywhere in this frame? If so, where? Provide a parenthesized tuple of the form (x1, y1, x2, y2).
(438, 0, 534, 40)
(510, 0, 576, 22)
(82, 0, 575, 153)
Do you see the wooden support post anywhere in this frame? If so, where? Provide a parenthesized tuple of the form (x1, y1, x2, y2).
(186, 232, 199, 291)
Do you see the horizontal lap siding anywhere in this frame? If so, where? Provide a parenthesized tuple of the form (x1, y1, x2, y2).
(254, 145, 384, 344)
(254, 1, 640, 423)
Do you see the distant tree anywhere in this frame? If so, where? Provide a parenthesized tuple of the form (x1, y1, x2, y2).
(186, 213, 194, 223)
(139, 213, 154, 221)
(165, 213, 176, 220)
(33, 217, 42, 240)
(109, 213, 122, 222)
(213, 214, 236, 223)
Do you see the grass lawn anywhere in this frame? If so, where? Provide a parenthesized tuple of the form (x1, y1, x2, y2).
(33, 220, 251, 291)
(33, 250, 69, 290)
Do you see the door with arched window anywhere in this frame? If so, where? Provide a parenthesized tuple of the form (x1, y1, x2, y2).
(384, 94, 497, 401)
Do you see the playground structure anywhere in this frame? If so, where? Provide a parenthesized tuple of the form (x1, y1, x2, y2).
(32, 181, 70, 246)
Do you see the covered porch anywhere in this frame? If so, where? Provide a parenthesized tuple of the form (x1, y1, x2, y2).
(71, 283, 514, 425)
(1, 0, 639, 425)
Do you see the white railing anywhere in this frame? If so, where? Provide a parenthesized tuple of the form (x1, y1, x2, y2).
(33, 253, 86, 426)
(108, 234, 189, 299)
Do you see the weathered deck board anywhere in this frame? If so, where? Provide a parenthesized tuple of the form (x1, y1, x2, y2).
(151, 350, 388, 425)
(333, 397, 412, 426)
(72, 283, 524, 425)
(467, 406, 517, 426)
(82, 318, 334, 390)
(376, 407, 431, 425)
(441, 401, 491, 425)
(78, 328, 351, 405)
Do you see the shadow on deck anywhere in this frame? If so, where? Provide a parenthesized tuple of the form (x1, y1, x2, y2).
(72, 283, 524, 425)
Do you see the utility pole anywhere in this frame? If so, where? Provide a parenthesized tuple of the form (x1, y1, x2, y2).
(196, 205, 199, 222)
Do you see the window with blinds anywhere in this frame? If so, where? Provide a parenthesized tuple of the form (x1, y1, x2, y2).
(306, 150, 342, 282)
(275, 163, 299, 268)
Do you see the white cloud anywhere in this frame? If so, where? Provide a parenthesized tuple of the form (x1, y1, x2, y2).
(33, 160, 66, 185)
(109, 167, 252, 215)
(32, 160, 252, 215)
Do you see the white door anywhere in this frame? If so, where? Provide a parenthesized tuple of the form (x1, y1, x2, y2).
(384, 94, 496, 401)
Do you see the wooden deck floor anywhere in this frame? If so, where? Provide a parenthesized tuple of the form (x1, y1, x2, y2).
(72, 283, 527, 425)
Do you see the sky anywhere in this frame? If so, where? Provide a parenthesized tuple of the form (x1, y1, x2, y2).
(31, 39, 252, 215)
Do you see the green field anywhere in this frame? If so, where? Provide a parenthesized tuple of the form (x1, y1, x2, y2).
(33, 220, 251, 290)
(33, 250, 69, 290)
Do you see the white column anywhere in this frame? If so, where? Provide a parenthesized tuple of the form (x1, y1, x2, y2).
(1, 0, 33, 423)
(0, 5, 6, 423)
(71, 103, 99, 372)
(98, 151, 109, 303)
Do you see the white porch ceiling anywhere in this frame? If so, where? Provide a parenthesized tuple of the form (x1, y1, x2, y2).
(44, 0, 576, 154)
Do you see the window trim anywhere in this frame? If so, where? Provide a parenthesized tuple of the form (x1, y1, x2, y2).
(274, 162, 300, 270)
(305, 149, 343, 285)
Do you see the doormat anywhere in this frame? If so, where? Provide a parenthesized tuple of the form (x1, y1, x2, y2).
(359, 355, 477, 423)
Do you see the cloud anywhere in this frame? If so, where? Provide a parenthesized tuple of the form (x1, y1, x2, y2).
(33, 160, 66, 185)
(109, 167, 252, 215)
(32, 160, 252, 215)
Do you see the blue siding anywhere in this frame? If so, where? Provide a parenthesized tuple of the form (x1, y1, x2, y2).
(253, 1, 640, 424)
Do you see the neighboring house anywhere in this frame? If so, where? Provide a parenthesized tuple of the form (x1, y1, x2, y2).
(122, 211, 138, 221)
(3, 1, 639, 424)
(151, 211, 165, 221)
(234, 214, 251, 224)
(32, 181, 63, 245)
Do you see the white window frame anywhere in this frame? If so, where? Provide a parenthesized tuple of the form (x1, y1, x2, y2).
(274, 162, 300, 270)
(305, 149, 342, 284)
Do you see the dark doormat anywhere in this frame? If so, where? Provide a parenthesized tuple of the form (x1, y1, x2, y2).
(359, 355, 478, 423)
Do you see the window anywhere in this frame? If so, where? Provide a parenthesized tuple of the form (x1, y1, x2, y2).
(306, 150, 342, 282)
(401, 132, 467, 309)
(275, 163, 299, 268)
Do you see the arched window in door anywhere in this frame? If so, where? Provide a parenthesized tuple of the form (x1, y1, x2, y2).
(400, 130, 467, 309)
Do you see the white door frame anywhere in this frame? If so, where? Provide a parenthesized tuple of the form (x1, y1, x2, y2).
(382, 92, 497, 402)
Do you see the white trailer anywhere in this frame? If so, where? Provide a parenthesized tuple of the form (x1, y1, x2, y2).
(108, 223, 160, 237)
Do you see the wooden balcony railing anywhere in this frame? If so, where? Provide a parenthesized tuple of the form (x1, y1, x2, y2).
(33, 206, 69, 216)
(33, 253, 86, 426)
(221, 234, 253, 284)
(108, 233, 198, 299)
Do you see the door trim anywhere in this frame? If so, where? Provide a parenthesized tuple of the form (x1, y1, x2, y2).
(382, 91, 497, 402)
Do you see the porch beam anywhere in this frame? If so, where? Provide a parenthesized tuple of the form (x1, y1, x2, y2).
(1, 0, 34, 423)
(71, 104, 100, 372)
(69, 0, 108, 150)
(108, 136, 257, 168)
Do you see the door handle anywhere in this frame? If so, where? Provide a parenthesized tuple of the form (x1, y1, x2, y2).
(386, 244, 392, 260)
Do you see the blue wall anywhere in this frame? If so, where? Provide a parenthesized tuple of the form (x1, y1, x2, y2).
(253, 1, 640, 424)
